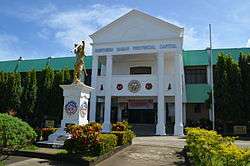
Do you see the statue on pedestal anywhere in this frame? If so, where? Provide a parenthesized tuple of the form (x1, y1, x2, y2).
(73, 41, 88, 84)
(38, 40, 94, 147)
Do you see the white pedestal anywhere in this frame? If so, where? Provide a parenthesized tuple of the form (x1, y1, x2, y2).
(45, 83, 93, 145)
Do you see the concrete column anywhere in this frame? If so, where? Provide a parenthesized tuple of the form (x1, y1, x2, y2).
(183, 103, 186, 126)
(209, 108, 213, 121)
(117, 104, 122, 122)
(100, 102, 104, 123)
(103, 55, 112, 132)
(174, 54, 184, 136)
(156, 52, 166, 135)
(90, 55, 98, 122)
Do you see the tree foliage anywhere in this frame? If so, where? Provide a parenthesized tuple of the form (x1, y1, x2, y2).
(20, 70, 37, 125)
(239, 53, 250, 121)
(214, 53, 249, 125)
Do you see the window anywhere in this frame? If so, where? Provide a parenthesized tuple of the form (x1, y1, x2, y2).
(185, 66, 207, 84)
(130, 66, 151, 75)
(194, 104, 202, 113)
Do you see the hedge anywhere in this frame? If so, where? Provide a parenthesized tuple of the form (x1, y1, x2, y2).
(94, 134, 117, 155)
(111, 131, 135, 146)
(186, 128, 250, 166)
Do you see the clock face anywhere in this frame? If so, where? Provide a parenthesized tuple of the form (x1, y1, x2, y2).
(128, 80, 141, 93)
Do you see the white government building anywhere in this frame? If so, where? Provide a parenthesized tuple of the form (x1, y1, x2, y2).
(89, 10, 185, 136)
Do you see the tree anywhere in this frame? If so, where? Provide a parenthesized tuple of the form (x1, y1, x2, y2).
(50, 70, 64, 124)
(64, 67, 72, 84)
(20, 70, 37, 125)
(224, 57, 242, 122)
(214, 54, 243, 124)
(36, 66, 54, 127)
(2, 73, 22, 114)
(239, 53, 250, 122)
(214, 54, 228, 121)
(0, 72, 7, 113)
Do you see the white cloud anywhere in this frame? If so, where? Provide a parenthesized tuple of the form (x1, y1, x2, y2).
(17, 4, 131, 55)
(247, 39, 250, 47)
(158, 16, 208, 50)
(0, 34, 20, 60)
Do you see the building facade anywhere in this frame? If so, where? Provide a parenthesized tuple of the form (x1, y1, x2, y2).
(89, 10, 185, 136)
(1, 10, 250, 136)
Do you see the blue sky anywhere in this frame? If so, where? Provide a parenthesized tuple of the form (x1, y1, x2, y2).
(0, 0, 250, 60)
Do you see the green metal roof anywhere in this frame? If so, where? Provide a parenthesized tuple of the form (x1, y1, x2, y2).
(0, 56, 92, 72)
(1, 47, 250, 72)
(183, 47, 250, 66)
(186, 84, 211, 103)
(0, 47, 249, 103)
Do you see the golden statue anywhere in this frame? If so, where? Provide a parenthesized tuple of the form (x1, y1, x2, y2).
(73, 41, 88, 84)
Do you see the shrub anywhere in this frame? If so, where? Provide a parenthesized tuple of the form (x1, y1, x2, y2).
(64, 122, 114, 156)
(112, 121, 129, 131)
(186, 128, 250, 166)
(0, 113, 37, 161)
(94, 134, 117, 155)
(111, 130, 135, 146)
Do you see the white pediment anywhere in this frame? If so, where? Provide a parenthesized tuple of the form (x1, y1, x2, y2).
(90, 10, 183, 44)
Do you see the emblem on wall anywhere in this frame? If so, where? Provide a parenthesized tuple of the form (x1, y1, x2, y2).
(79, 101, 88, 117)
(145, 83, 153, 90)
(128, 80, 141, 93)
(65, 101, 78, 116)
(116, 84, 123, 90)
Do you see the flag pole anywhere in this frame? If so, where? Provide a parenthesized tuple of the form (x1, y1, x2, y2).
(209, 24, 215, 130)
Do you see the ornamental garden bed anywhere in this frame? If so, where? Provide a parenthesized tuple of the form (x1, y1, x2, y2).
(0, 114, 135, 166)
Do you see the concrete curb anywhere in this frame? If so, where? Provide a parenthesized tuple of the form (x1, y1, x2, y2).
(13, 144, 131, 166)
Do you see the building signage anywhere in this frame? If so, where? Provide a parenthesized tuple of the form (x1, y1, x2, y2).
(94, 44, 177, 53)
(233, 126, 247, 135)
(128, 100, 154, 109)
(45, 120, 55, 128)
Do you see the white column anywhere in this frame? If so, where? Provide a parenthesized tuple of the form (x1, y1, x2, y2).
(174, 54, 184, 136)
(156, 51, 166, 135)
(209, 108, 213, 121)
(90, 55, 98, 122)
(100, 102, 104, 123)
(117, 104, 122, 122)
(103, 55, 112, 132)
(183, 103, 186, 126)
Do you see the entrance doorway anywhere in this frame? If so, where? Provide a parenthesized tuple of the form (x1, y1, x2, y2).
(128, 109, 156, 124)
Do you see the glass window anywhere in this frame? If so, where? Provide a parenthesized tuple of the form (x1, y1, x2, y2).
(130, 66, 151, 75)
(185, 66, 207, 84)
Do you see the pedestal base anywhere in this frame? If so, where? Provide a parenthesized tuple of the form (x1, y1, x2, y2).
(156, 123, 166, 135)
(174, 124, 184, 136)
(37, 128, 71, 148)
(102, 122, 111, 133)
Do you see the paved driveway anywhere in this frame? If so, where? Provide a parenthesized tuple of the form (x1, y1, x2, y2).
(97, 136, 186, 166)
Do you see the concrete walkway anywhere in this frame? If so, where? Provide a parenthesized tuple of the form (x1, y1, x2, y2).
(97, 136, 186, 166)
(5, 136, 250, 166)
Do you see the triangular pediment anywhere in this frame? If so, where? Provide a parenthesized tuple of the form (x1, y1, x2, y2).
(90, 10, 183, 44)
